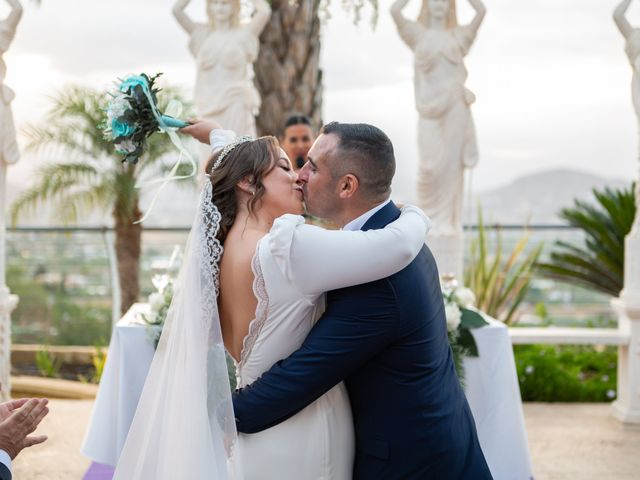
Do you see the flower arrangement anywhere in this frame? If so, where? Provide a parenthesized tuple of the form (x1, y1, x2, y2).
(442, 275, 489, 383)
(104, 73, 188, 165)
(139, 246, 182, 347)
(140, 281, 174, 349)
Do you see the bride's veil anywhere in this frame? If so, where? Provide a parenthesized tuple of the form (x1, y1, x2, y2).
(113, 178, 241, 479)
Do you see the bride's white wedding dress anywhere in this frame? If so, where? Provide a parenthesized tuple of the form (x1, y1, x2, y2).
(113, 177, 429, 479)
(237, 210, 428, 479)
(238, 207, 426, 480)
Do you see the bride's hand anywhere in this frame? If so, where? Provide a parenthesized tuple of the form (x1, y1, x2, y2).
(180, 118, 223, 145)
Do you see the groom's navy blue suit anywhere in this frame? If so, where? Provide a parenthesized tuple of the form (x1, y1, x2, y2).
(233, 202, 492, 479)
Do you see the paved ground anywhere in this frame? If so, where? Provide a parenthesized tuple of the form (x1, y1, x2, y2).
(10, 401, 640, 479)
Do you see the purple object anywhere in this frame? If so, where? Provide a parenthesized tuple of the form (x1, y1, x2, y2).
(83, 462, 114, 480)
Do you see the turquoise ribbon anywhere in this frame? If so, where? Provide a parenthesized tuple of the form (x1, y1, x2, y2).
(124, 77, 196, 224)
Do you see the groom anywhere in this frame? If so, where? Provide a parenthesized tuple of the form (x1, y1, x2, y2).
(232, 122, 492, 479)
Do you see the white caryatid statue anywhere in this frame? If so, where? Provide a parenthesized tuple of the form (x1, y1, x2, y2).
(0, 0, 22, 402)
(612, 0, 640, 424)
(391, 0, 485, 281)
(173, 0, 270, 140)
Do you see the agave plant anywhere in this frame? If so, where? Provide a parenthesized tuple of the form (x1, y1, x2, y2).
(464, 209, 543, 325)
(536, 183, 636, 297)
(10, 85, 192, 315)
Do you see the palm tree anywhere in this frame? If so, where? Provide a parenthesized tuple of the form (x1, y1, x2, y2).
(10, 85, 190, 314)
(536, 184, 636, 297)
(255, 0, 378, 136)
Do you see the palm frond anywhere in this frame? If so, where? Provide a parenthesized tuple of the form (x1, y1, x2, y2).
(536, 183, 635, 297)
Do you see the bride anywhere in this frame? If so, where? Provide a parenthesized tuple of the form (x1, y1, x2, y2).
(113, 121, 430, 479)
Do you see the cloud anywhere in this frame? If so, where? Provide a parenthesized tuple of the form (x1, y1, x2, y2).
(4, 0, 640, 204)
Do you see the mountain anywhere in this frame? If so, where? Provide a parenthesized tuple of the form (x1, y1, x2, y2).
(469, 169, 630, 225)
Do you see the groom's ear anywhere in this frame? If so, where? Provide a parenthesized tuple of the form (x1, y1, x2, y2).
(338, 174, 359, 200)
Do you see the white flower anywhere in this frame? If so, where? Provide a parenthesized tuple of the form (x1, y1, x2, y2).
(116, 139, 137, 154)
(607, 389, 616, 399)
(145, 311, 159, 325)
(107, 93, 130, 122)
(445, 303, 462, 331)
(454, 288, 476, 308)
(149, 292, 165, 312)
(525, 365, 535, 375)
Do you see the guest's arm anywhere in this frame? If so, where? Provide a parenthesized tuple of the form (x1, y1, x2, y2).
(0, 398, 49, 461)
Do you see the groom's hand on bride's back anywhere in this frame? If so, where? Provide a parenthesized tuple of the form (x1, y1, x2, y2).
(180, 118, 223, 144)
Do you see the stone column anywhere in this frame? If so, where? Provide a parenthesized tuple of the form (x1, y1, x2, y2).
(612, 0, 640, 423)
(611, 171, 640, 424)
(0, 162, 18, 401)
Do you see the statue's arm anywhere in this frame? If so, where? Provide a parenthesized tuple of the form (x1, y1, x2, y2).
(390, 0, 411, 26)
(614, 0, 634, 39)
(248, 0, 271, 37)
(4, 0, 23, 31)
(466, 0, 486, 35)
(172, 0, 196, 34)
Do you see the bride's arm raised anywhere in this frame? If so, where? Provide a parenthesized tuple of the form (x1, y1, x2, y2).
(269, 205, 430, 296)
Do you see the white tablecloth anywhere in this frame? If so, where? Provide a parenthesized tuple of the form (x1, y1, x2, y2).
(81, 304, 159, 466)
(82, 306, 533, 478)
(464, 317, 534, 480)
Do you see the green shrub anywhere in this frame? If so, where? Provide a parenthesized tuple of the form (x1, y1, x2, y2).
(515, 345, 617, 402)
(35, 346, 63, 378)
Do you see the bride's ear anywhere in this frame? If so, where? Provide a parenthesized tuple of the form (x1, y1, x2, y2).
(236, 176, 256, 196)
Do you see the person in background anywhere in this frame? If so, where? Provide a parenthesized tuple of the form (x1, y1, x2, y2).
(281, 114, 316, 172)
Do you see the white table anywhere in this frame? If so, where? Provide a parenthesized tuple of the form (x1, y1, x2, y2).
(81, 304, 159, 466)
(464, 317, 534, 480)
(82, 306, 533, 479)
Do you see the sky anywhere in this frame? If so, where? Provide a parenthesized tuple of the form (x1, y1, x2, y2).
(2, 0, 640, 204)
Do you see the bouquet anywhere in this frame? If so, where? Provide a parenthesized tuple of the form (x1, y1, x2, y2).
(441, 276, 489, 384)
(104, 73, 197, 223)
(104, 73, 188, 165)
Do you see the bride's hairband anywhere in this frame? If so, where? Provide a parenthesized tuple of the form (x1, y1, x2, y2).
(209, 129, 253, 172)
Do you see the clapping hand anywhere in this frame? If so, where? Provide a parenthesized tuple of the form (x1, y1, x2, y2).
(0, 398, 49, 459)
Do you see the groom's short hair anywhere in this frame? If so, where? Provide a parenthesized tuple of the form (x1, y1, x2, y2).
(322, 122, 395, 199)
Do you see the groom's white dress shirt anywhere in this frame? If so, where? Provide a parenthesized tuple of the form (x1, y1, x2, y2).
(0, 450, 11, 473)
(343, 199, 391, 232)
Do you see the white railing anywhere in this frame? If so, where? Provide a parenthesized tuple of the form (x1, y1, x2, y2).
(509, 297, 639, 425)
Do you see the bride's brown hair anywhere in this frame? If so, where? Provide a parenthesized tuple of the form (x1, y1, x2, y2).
(206, 136, 281, 243)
